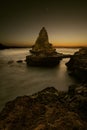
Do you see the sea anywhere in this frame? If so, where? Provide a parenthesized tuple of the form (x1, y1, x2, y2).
(0, 48, 79, 111)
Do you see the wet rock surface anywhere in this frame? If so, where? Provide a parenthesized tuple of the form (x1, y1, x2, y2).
(26, 55, 61, 67)
(0, 86, 87, 130)
(66, 48, 87, 81)
(26, 27, 62, 66)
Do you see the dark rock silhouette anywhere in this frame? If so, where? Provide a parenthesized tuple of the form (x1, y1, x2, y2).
(66, 48, 87, 81)
(26, 27, 62, 66)
(30, 27, 57, 56)
(0, 86, 87, 130)
(0, 43, 8, 50)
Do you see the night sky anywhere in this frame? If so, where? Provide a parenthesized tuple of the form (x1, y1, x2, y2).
(0, 0, 87, 47)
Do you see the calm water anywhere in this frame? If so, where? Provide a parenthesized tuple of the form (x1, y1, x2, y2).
(0, 48, 79, 110)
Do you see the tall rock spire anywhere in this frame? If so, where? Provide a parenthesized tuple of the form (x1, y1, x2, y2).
(30, 27, 56, 55)
(35, 27, 49, 44)
(26, 27, 62, 66)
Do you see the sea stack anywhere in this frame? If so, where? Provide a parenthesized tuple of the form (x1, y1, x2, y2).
(30, 27, 56, 55)
(26, 27, 62, 66)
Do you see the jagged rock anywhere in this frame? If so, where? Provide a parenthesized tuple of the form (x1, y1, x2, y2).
(0, 86, 87, 130)
(66, 48, 87, 81)
(26, 27, 62, 66)
(30, 27, 57, 56)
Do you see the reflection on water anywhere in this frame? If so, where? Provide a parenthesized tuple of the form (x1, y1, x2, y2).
(0, 48, 79, 110)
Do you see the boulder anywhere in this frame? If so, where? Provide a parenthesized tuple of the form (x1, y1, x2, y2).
(66, 48, 87, 81)
(0, 86, 87, 130)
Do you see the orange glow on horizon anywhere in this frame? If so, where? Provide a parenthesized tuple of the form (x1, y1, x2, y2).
(53, 42, 87, 47)
(3, 41, 87, 47)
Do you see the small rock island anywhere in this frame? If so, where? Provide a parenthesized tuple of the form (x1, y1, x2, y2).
(26, 27, 62, 66)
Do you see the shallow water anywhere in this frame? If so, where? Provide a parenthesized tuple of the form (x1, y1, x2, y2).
(0, 48, 79, 110)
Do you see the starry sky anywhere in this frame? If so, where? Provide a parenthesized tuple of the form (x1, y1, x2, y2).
(0, 0, 87, 47)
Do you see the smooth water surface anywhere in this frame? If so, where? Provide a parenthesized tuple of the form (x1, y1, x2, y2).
(0, 48, 79, 110)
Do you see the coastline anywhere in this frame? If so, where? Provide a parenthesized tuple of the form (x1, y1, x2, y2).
(0, 84, 87, 129)
(0, 48, 87, 129)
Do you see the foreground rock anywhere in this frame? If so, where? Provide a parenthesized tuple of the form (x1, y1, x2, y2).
(26, 27, 62, 66)
(0, 85, 87, 130)
(66, 48, 87, 81)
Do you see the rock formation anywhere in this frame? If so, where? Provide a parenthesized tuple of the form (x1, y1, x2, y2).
(26, 27, 62, 66)
(0, 43, 10, 50)
(66, 48, 87, 81)
(30, 27, 57, 56)
(0, 86, 87, 130)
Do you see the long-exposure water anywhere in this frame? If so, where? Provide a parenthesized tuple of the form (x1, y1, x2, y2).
(0, 48, 79, 110)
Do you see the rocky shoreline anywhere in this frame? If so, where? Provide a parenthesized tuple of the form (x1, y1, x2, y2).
(0, 48, 87, 129)
(0, 85, 87, 130)
(66, 48, 87, 81)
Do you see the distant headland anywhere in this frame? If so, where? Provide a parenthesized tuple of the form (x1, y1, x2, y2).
(0, 43, 32, 50)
